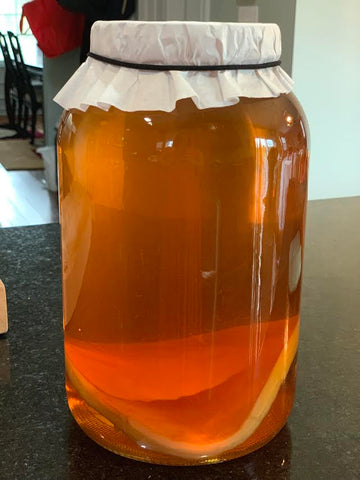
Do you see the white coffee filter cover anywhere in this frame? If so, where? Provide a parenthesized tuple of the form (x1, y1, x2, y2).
(54, 21, 294, 112)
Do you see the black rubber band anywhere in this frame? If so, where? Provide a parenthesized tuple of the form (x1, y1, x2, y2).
(87, 52, 281, 71)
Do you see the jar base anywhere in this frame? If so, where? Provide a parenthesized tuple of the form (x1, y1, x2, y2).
(66, 359, 296, 466)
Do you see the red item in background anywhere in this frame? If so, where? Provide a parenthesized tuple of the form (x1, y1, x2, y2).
(20, 0, 85, 58)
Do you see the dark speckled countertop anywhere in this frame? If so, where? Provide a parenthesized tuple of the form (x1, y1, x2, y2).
(0, 197, 359, 480)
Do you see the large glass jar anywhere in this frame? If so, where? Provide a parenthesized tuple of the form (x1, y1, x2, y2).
(56, 21, 309, 465)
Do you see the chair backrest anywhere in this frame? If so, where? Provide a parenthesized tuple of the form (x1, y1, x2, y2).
(7, 31, 31, 88)
(0, 32, 16, 76)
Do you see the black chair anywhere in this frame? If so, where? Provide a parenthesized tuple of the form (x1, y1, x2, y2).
(7, 31, 43, 144)
(0, 31, 21, 132)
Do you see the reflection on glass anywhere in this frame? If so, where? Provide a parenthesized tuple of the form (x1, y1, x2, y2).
(285, 115, 294, 127)
(67, 419, 292, 480)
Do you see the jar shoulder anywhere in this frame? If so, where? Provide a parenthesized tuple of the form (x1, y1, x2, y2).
(58, 93, 309, 151)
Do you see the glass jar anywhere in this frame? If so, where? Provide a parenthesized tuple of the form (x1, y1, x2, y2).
(56, 21, 309, 465)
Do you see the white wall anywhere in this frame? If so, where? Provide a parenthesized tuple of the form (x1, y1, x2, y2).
(257, 0, 296, 76)
(138, 0, 211, 21)
(293, 0, 360, 199)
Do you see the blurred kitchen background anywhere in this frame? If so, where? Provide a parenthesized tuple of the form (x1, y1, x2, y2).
(0, 0, 359, 227)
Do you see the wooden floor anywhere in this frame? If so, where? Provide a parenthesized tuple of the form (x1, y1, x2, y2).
(0, 163, 59, 228)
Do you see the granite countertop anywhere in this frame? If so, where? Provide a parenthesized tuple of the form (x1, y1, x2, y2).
(0, 197, 359, 480)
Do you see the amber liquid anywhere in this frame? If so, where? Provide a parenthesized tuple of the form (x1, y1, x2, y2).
(58, 95, 308, 464)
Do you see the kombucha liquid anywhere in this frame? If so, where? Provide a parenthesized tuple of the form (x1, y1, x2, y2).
(58, 95, 308, 464)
